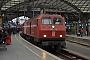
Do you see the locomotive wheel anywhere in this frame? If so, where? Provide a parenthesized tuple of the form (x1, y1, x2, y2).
(37, 42, 43, 49)
(34, 41, 37, 46)
(30, 37, 34, 44)
(55, 45, 61, 52)
(27, 37, 30, 42)
(29, 37, 32, 43)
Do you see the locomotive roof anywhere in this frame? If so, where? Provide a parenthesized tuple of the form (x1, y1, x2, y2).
(25, 14, 63, 22)
(22, 14, 64, 25)
(39, 14, 62, 18)
(41, 14, 62, 16)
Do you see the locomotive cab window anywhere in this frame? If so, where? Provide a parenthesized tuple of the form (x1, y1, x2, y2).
(42, 18, 52, 24)
(54, 18, 62, 25)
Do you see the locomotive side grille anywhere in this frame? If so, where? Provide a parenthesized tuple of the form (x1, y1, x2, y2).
(38, 38, 65, 41)
(39, 31, 65, 38)
(52, 31, 55, 36)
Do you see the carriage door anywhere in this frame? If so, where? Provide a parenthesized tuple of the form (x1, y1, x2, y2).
(30, 22, 31, 34)
(24, 23, 27, 34)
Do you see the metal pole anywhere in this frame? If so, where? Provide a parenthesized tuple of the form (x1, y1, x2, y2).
(0, 9, 1, 17)
(43, 8, 44, 14)
(24, 8, 25, 18)
(24, 0, 25, 18)
(33, 0, 34, 18)
(0, 9, 1, 26)
(56, 0, 58, 14)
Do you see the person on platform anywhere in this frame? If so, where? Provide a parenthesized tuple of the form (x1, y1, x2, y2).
(80, 29, 83, 37)
(7, 25, 12, 36)
(0, 26, 8, 44)
(0, 27, 3, 44)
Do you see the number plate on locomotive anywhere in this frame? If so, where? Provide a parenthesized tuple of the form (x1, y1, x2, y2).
(52, 31, 55, 36)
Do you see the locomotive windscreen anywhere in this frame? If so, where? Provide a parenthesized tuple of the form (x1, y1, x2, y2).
(42, 18, 52, 24)
(54, 18, 62, 25)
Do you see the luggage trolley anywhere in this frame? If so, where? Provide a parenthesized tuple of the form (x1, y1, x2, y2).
(0, 38, 7, 51)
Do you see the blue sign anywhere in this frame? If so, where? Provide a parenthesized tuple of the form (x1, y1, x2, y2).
(66, 24, 71, 27)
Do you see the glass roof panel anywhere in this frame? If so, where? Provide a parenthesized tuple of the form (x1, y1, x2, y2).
(71, 1, 81, 4)
(84, 8, 89, 10)
(12, 0, 19, 1)
(1, 8, 8, 10)
(10, 1, 20, 4)
(0, 0, 90, 13)
(5, 1, 17, 6)
(66, 0, 90, 12)
(3, 5, 11, 7)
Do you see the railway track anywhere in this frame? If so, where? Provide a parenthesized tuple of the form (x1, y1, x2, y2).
(66, 39, 90, 48)
(20, 34, 89, 60)
(55, 49, 89, 60)
(66, 36, 90, 48)
(41, 46, 89, 60)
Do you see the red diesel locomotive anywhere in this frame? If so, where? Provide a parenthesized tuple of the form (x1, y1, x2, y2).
(21, 14, 66, 50)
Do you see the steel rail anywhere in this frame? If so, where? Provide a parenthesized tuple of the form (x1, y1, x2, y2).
(56, 49, 89, 60)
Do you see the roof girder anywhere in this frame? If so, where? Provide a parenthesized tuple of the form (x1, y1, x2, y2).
(1, 0, 90, 14)
(0, 0, 10, 9)
(60, 0, 82, 13)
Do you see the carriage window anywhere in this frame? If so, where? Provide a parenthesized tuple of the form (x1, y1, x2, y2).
(42, 18, 52, 24)
(54, 18, 62, 24)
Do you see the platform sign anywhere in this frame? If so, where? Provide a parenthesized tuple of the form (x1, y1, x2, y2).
(0, 18, 2, 24)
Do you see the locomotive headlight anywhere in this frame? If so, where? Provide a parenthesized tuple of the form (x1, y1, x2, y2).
(52, 26, 55, 28)
(44, 35, 46, 37)
(60, 35, 62, 37)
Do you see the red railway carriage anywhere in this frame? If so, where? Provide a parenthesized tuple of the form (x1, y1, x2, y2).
(22, 14, 66, 50)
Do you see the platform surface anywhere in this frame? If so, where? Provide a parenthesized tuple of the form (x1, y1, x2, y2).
(66, 34, 90, 40)
(0, 34, 62, 60)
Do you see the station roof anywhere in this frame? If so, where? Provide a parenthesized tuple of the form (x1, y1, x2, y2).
(0, 0, 90, 14)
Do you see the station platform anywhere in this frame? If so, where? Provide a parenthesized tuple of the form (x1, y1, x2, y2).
(66, 34, 90, 39)
(0, 34, 62, 60)
(66, 34, 90, 59)
(66, 34, 90, 47)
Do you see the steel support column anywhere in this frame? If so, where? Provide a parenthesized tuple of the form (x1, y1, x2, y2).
(0, 9, 1, 17)
(81, 14, 87, 36)
(33, 0, 34, 18)
(60, 0, 82, 13)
